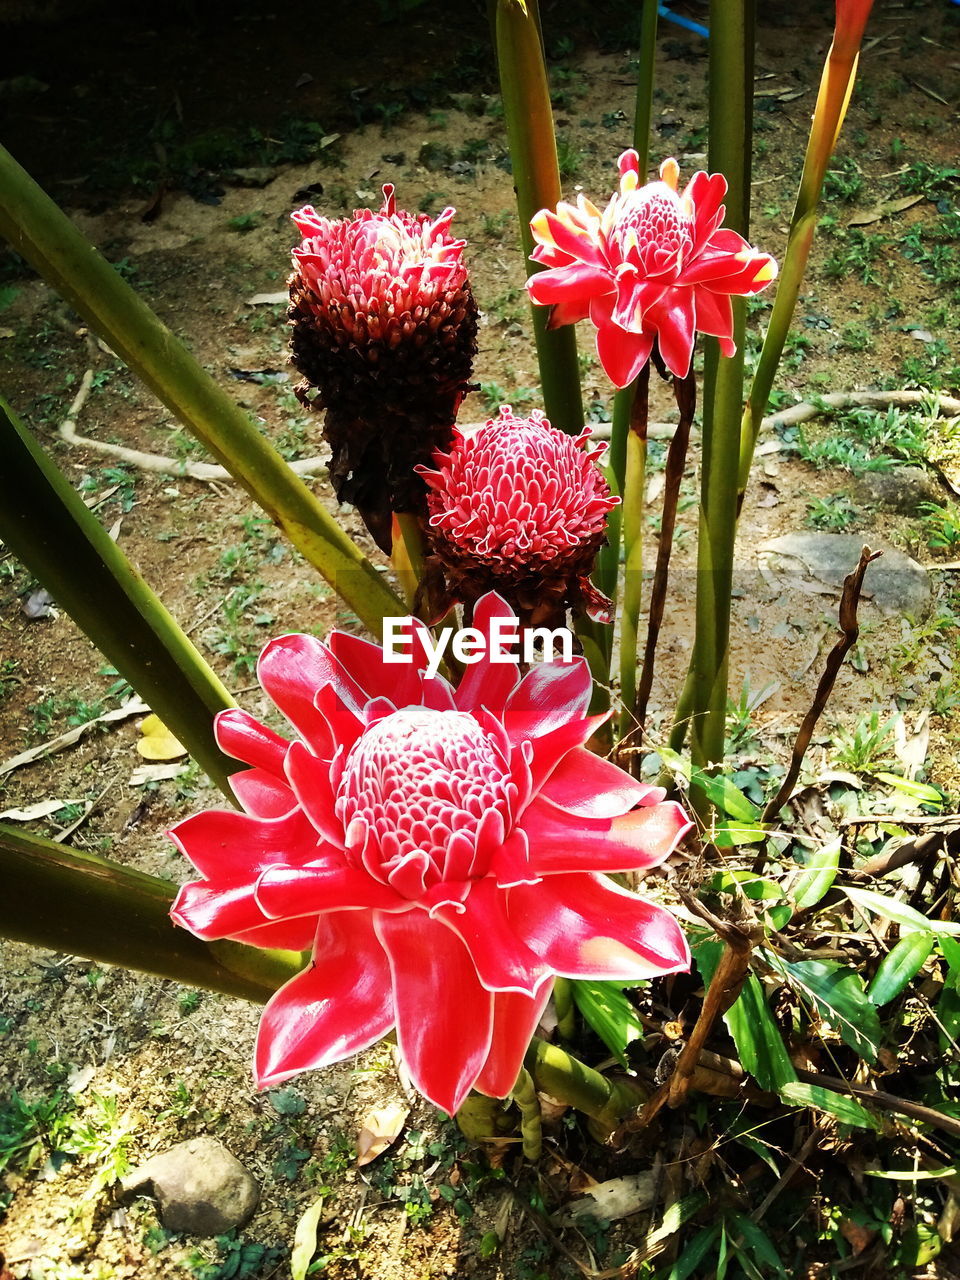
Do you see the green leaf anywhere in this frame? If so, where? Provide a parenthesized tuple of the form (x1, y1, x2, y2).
(707, 869, 783, 900)
(843, 886, 960, 935)
(692, 770, 761, 823)
(768, 954, 881, 1062)
(873, 773, 945, 809)
(712, 821, 767, 848)
(938, 934, 960, 989)
(695, 941, 797, 1091)
(571, 981, 644, 1068)
(791, 837, 841, 910)
(865, 1165, 959, 1181)
(0, 395, 237, 795)
(779, 1082, 878, 1129)
(868, 933, 935, 1006)
(291, 1194, 328, 1280)
(729, 1214, 790, 1276)
(665, 1225, 721, 1280)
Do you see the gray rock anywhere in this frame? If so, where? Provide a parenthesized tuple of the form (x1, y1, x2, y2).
(120, 1136, 259, 1236)
(758, 533, 931, 617)
(851, 467, 943, 515)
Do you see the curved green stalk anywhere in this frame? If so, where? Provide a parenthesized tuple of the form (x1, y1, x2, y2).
(618, 372, 649, 745)
(0, 145, 403, 637)
(524, 1037, 645, 1136)
(0, 395, 237, 796)
(510, 1068, 543, 1160)
(0, 823, 303, 1001)
(495, 0, 584, 437)
(738, 1, 875, 493)
(686, 0, 755, 779)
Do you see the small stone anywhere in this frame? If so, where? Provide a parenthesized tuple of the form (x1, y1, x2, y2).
(851, 467, 943, 516)
(758, 533, 931, 618)
(120, 1136, 259, 1237)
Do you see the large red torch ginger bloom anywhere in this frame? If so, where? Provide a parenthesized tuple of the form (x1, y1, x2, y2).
(526, 151, 777, 386)
(419, 406, 619, 625)
(169, 594, 691, 1115)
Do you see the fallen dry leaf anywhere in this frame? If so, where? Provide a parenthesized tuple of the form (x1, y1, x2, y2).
(356, 1103, 409, 1166)
(136, 713, 188, 761)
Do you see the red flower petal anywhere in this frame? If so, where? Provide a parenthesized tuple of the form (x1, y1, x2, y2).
(507, 872, 691, 980)
(453, 593, 522, 715)
(504, 658, 593, 739)
(258, 634, 351, 753)
(529, 204, 606, 266)
(254, 913, 395, 1088)
(595, 320, 655, 389)
(527, 261, 613, 305)
(647, 291, 697, 379)
(523, 794, 692, 874)
(375, 911, 494, 1114)
(215, 708, 288, 774)
(327, 630, 427, 708)
(255, 864, 404, 917)
(474, 985, 554, 1098)
(284, 740, 346, 848)
(537, 746, 655, 818)
(231, 768, 296, 818)
(171, 877, 313, 948)
(433, 878, 550, 996)
(168, 806, 321, 880)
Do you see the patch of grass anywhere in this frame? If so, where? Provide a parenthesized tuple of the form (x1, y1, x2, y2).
(188, 1233, 284, 1280)
(823, 229, 890, 286)
(918, 501, 960, 554)
(30, 694, 106, 741)
(832, 708, 898, 773)
(226, 211, 265, 233)
(805, 493, 860, 531)
(823, 155, 863, 203)
(794, 403, 928, 475)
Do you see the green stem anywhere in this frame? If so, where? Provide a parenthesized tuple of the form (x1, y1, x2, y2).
(0, 395, 237, 797)
(0, 145, 403, 637)
(495, 0, 584, 437)
(524, 1037, 644, 1136)
(510, 1068, 543, 1160)
(618, 365, 650, 747)
(553, 977, 577, 1039)
(687, 0, 754, 781)
(0, 823, 303, 1001)
(391, 512, 426, 610)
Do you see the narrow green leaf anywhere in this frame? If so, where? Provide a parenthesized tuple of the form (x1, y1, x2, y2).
(767, 954, 881, 1062)
(0, 394, 236, 795)
(571, 980, 644, 1067)
(874, 773, 945, 808)
(713, 822, 767, 849)
(291, 1195, 328, 1280)
(729, 1214, 790, 1276)
(0, 145, 403, 637)
(791, 836, 841, 910)
(779, 1082, 878, 1130)
(844, 886, 960, 936)
(865, 1165, 960, 1181)
(938, 934, 960, 989)
(665, 1225, 721, 1280)
(696, 941, 797, 1091)
(868, 933, 935, 1006)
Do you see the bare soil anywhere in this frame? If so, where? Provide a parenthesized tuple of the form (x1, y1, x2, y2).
(1, 1, 959, 1277)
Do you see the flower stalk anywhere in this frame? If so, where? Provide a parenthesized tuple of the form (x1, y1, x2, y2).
(738, 0, 875, 495)
(618, 363, 650, 747)
(495, 0, 584, 437)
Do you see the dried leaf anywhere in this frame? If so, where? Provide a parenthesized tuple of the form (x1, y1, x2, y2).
(22, 588, 56, 619)
(129, 762, 188, 786)
(291, 1194, 329, 1280)
(245, 291, 289, 306)
(560, 1173, 656, 1224)
(136, 713, 188, 761)
(848, 194, 924, 226)
(355, 1103, 409, 1166)
(0, 798, 81, 821)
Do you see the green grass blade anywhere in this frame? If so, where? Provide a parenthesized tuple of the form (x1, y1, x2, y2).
(0, 394, 237, 796)
(495, 0, 584, 437)
(0, 822, 303, 1002)
(0, 144, 403, 636)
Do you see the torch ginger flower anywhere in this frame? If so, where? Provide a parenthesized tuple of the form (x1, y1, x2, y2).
(526, 151, 777, 386)
(288, 185, 478, 551)
(168, 594, 691, 1115)
(418, 406, 619, 626)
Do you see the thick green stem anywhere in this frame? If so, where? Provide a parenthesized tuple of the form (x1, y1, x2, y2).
(0, 145, 403, 637)
(687, 0, 754, 781)
(553, 977, 577, 1040)
(391, 512, 426, 611)
(510, 1069, 543, 1160)
(495, 0, 584, 437)
(0, 823, 303, 1001)
(524, 1037, 644, 1136)
(618, 367, 650, 747)
(0, 395, 237, 796)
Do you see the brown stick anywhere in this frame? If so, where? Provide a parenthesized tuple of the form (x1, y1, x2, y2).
(755, 546, 881, 866)
(795, 1068, 960, 1140)
(633, 370, 696, 737)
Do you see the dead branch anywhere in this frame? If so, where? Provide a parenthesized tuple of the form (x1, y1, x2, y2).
(795, 1068, 960, 1140)
(756, 546, 881, 854)
(58, 368, 329, 482)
